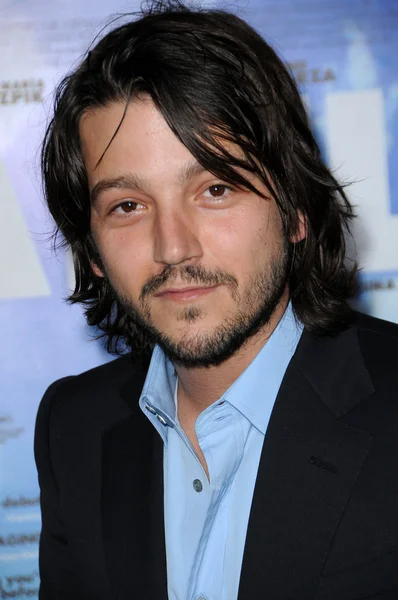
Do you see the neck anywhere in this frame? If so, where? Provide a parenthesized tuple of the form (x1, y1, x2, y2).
(176, 294, 289, 422)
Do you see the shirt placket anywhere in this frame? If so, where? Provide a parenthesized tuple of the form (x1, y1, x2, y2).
(187, 404, 248, 600)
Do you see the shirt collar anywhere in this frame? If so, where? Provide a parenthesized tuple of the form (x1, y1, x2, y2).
(139, 344, 177, 444)
(222, 302, 303, 434)
(139, 302, 303, 440)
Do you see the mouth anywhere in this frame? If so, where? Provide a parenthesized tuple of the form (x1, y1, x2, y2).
(154, 285, 220, 302)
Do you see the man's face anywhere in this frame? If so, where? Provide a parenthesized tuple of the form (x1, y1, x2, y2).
(80, 98, 291, 367)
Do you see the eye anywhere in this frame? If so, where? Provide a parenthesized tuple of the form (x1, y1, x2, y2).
(112, 200, 142, 214)
(203, 184, 232, 199)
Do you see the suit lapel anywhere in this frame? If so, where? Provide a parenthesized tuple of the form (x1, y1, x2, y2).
(101, 357, 167, 600)
(238, 324, 374, 600)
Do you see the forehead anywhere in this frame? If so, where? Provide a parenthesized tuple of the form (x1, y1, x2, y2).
(80, 97, 184, 174)
(79, 97, 269, 201)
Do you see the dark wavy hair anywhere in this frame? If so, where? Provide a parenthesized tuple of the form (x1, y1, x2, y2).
(42, 0, 357, 354)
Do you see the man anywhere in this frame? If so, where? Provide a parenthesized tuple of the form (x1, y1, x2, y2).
(35, 1, 398, 599)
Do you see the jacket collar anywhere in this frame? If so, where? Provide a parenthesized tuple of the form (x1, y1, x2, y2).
(294, 324, 374, 418)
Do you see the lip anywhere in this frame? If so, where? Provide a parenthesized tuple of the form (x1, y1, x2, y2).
(155, 285, 219, 302)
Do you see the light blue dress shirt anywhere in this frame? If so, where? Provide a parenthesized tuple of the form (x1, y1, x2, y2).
(139, 304, 303, 600)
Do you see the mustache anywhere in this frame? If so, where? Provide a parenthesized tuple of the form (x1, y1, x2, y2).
(140, 265, 238, 300)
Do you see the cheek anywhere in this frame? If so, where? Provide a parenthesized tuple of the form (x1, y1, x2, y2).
(93, 228, 152, 295)
(205, 207, 279, 275)
(253, 205, 284, 256)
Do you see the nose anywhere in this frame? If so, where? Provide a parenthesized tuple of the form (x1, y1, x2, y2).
(153, 208, 203, 266)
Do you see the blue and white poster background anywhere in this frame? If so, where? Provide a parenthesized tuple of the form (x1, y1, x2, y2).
(1, 0, 397, 596)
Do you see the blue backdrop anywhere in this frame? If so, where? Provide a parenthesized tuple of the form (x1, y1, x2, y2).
(1, 0, 398, 596)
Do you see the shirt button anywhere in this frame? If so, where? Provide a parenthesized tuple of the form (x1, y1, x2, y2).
(193, 479, 203, 492)
(195, 597, 206, 600)
(156, 414, 168, 426)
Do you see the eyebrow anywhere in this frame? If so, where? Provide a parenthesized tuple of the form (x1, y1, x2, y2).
(90, 160, 208, 206)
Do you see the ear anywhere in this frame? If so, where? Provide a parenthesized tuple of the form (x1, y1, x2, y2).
(290, 211, 306, 243)
(90, 260, 105, 278)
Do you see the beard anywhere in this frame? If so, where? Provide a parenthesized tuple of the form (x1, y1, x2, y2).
(111, 239, 290, 368)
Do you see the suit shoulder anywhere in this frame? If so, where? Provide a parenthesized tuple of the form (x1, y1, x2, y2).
(355, 311, 398, 342)
(45, 354, 134, 398)
(355, 311, 398, 385)
(36, 354, 143, 435)
(355, 311, 398, 355)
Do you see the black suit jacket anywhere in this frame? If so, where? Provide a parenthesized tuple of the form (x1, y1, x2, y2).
(34, 312, 398, 599)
